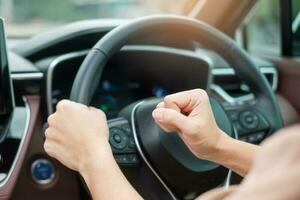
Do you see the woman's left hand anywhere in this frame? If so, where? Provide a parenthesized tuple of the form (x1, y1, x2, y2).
(44, 99, 114, 173)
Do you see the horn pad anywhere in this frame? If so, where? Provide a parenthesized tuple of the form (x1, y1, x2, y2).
(133, 97, 233, 195)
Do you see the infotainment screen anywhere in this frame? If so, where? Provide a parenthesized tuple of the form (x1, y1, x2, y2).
(0, 18, 14, 116)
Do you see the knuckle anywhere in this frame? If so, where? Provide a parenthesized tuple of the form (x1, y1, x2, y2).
(56, 99, 70, 111)
(47, 114, 56, 126)
(44, 128, 51, 139)
(96, 109, 107, 119)
(164, 95, 174, 105)
(163, 95, 173, 104)
(194, 89, 208, 99)
(43, 142, 51, 154)
(45, 128, 56, 140)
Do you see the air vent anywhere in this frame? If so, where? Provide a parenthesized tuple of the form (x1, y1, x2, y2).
(211, 67, 277, 103)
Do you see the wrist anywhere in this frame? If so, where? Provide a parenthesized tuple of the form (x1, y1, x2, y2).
(206, 129, 235, 163)
(79, 141, 115, 175)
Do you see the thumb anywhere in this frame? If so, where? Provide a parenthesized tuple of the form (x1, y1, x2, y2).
(152, 108, 191, 133)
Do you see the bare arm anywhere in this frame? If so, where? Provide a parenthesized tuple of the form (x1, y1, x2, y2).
(225, 125, 300, 200)
(211, 136, 260, 176)
(80, 155, 142, 200)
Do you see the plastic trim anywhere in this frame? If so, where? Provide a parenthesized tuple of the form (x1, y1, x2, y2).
(0, 97, 30, 188)
(11, 72, 44, 80)
(131, 101, 177, 200)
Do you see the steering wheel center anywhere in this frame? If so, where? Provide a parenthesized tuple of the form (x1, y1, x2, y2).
(126, 97, 233, 195)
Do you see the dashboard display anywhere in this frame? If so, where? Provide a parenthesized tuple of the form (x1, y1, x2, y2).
(51, 68, 169, 119)
(0, 18, 14, 116)
(50, 48, 210, 119)
(91, 80, 168, 119)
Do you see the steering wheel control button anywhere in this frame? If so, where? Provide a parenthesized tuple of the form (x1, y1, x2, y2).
(109, 128, 129, 150)
(113, 134, 122, 143)
(248, 132, 265, 143)
(129, 137, 136, 149)
(119, 124, 131, 135)
(31, 159, 55, 185)
(127, 154, 139, 164)
(228, 111, 239, 121)
(240, 111, 259, 130)
(108, 118, 138, 157)
(114, 154, 139, 166)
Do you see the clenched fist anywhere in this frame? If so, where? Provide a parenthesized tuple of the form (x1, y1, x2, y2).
(152, 89, 230, 161)
(44, 100, 113, 174)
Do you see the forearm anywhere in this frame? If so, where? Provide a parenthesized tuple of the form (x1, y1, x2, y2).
(80, 153, 143, 200)
(210, 133, 261, 177)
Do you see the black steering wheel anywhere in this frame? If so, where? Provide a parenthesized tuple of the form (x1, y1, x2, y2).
(69, 15, 283, 198)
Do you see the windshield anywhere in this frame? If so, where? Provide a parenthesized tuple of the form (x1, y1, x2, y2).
(0, 0, 189, 37)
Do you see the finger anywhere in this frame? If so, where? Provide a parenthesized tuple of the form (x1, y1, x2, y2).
(154, 118, 178, 132)
(89, 106, 99, 111)
(163, 89, 208, 113)
(43, 140, 65, 161)
(47, 113, 58, 126)
(43, 140, 60, 157)
(47, 112, 66, 132)
(156, 102, 165, 108)
(152, 108, 191, 133)
(56, 99, 72, 111)
(56, 99, 88, 112)
(44, 126, 63, 142)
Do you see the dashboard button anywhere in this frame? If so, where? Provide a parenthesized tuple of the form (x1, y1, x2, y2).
(31, 159, 55, 185)
(127, 154, 139, 164)
(228, 111, 239, 121)
(248, 132, 265, 143)
(121, 124, 132, 135)
(129, 137, 136, 149)
(114, 154, 139, 165)
(240, 111, 259, 130)
(109, 128, 129, 150)
(113, 134, 122, 143)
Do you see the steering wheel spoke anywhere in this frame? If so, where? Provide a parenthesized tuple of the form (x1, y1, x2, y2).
(225, 104, 270, 144)
(108, 118, 139, 166)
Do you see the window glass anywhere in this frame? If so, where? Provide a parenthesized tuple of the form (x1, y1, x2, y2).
(292, 0, 300, 55)
(0, 0, 187, 37)
(243, 0, 281, 56)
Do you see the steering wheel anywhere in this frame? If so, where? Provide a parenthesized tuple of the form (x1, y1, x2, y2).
(69, 15, 283, 199)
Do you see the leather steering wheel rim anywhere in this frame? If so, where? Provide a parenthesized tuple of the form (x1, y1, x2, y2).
(70, 15, 283, 135)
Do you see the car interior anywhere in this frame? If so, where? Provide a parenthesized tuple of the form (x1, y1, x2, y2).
(0, 0, 299, 199)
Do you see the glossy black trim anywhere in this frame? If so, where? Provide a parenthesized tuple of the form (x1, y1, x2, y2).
(280, 0, 293, 56)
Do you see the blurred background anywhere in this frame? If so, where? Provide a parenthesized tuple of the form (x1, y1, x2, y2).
(0, 0, 189, 37)
(0, 0, 299, 55)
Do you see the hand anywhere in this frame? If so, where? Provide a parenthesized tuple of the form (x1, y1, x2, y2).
(44, 100, 114, 174)
(226, 125, 300, 200)
(152, 89, 230, 161)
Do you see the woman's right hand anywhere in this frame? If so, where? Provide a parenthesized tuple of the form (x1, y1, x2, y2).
(152, 89, 259, 177)
(152, 89, 231, 161)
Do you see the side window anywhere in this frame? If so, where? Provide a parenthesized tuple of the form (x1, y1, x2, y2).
(242, 0, 281, 56)
(292, 0, 300, 55)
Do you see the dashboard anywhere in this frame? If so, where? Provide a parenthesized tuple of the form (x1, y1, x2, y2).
(45, 46, 211, 119)
(43, 47, 277, 119)
(2, 19, 281, 200)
